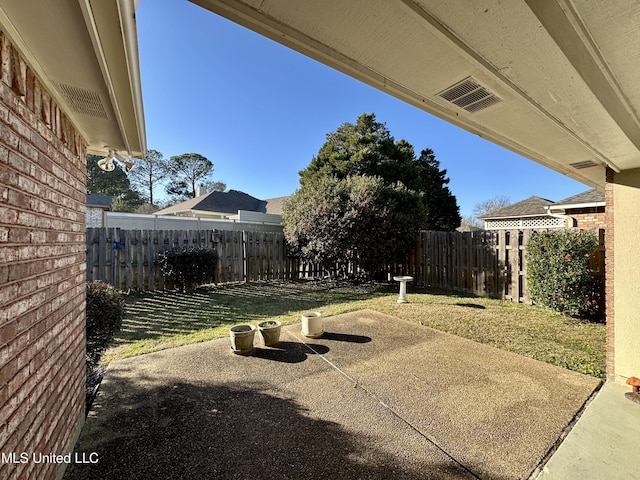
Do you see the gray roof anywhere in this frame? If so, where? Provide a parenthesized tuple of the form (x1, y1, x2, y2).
(264, 196, 289, 215)
(86, 195, 112, 208)
(479, 196, 554, 219)
(553, 189, 604, 206)
(156, 190, 266, 216)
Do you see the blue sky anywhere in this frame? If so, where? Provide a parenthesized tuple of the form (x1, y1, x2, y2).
(136, 0, 588, 217)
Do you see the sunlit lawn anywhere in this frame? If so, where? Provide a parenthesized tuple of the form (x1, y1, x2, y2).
(104, 280, 606, 378)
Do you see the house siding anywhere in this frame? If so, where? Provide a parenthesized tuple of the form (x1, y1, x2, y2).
(0, 32, 86, 480)
(86, 207, 104, 228)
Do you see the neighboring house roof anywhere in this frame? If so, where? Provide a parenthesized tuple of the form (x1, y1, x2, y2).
(156, 190, 266, 216)
(86, 195, 113, 209)
(479, 196, 555, 219)
(549, 189, 605, 210)
(264, 196, 289, 215)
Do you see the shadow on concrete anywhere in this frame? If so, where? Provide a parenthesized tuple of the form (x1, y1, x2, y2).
(321, 332, 372, 343)
(66, 310, 599, 480)
(250, 341, 329, 363)
(64, 378, 479, 480)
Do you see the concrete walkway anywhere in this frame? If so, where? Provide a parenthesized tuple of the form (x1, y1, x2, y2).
(536, 380, 640, 479)
(64, 311, 601, 480)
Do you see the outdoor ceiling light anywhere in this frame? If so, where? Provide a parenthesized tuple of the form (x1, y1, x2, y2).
(97, 157, 115, 171)
(98, 149, 135, 172)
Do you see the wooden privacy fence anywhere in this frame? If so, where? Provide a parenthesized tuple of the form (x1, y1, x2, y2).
(86, 228, 604, 304)
(400, 229, 529, 301)
(86, 228, 317, 290)
(395, 229, 605, 303)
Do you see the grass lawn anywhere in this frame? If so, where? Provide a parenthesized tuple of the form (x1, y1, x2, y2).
(104, 280, 606, 378)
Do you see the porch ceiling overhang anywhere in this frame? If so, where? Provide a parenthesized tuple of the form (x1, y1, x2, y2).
(190, 0, 640, 190)
(0, 0, 146, 157)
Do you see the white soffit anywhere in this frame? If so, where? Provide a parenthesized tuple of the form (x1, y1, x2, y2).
(0, 0, 145, 157)
(190, 0, 640, 189)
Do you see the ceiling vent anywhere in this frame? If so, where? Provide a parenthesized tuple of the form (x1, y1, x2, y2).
(56, 83, 108, 119)
(438, 77, 502, 113)
(569, 160, 598, 169)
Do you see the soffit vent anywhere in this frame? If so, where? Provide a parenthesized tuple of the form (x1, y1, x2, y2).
(438, 77, 502, 113)
(569, 160, 598, 169)
(56, 83, 108, 119)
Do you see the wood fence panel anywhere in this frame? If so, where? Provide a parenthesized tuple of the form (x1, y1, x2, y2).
(86, 227, 604, 304)
(520, 230, 532, 303)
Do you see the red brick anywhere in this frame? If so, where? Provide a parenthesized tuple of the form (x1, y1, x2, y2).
(0, 36, 87, 479)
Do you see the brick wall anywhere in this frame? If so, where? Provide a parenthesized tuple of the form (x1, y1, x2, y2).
(0, 32, 87, 480)
(568, 207, 606, 232)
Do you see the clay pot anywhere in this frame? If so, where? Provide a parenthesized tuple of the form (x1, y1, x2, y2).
(229, 324, 256, 355)
(257, 320, 282, 347)
(301, 312, 323, 338)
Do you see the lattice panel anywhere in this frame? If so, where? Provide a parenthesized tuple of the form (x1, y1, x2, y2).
(485, 216, 566, 230)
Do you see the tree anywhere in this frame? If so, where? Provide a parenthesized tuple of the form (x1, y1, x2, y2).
(472, 195, 511, 218)
(299, 113, 460, 230)
(459, 216, 483, 231)
(283, 175, 426, 279)
(464, 195, 512, 229)
(165, 153, 214, 200)
(127, 149, 168, 206)
(410, 148, 460, 231)
(300, 113, 396, 185)
(199, 180, 227, 193)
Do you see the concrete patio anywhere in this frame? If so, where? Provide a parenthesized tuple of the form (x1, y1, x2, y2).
(64, 310, 604, 479)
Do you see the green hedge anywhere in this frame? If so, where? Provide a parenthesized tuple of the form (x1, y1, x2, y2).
(157, 246, 218, 292)
(526, 230, 601, 318)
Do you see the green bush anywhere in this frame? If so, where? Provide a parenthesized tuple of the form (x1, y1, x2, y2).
(526, 230, 601, 318)
(282, 175, 425, 279)
(157, 246, 218, 292)
(86, 281, 125, 367)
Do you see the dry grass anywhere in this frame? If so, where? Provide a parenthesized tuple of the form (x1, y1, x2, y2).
(104, 280, 606, 378)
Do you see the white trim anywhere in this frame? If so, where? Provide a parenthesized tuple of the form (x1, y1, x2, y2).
(480, 213, 550, 221)
(547, 201, 605, 212)
(78, 0, 146, 156)
(484, 216, 567, 230)
(117, 0, 146, 156)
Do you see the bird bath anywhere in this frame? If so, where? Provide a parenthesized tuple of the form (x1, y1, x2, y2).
(393, 276, 413, 303)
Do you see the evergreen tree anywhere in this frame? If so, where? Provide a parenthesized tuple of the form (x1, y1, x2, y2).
(299, 113, 460, 230)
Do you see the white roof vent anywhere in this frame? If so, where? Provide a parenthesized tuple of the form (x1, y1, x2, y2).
(56, 83, 108, 119)
(438, 77, 502, 113)
(569, 160, 598, 169)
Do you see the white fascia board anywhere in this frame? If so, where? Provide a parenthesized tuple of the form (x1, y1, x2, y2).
(548, 201, 605, 212)
(78, 0, 146, 157)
